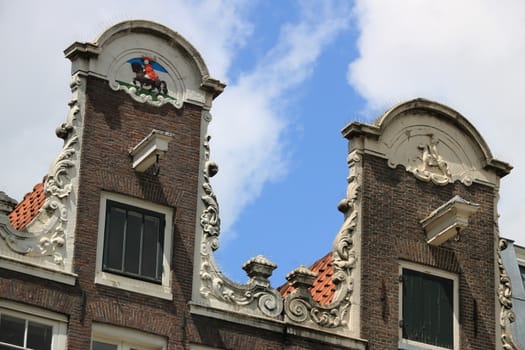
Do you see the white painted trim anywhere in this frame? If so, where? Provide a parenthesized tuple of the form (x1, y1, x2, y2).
(189, 303, 368, 350)
(0, 300, 68, 350)
(398, 261, 459, 350)
(92, 323, 167, 350)
(95, 192, 173, 300)
(0, 254, 77, 285)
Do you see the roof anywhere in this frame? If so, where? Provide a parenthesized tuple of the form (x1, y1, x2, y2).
(8, 182, 46, 230)
(279, 252, 335, 305)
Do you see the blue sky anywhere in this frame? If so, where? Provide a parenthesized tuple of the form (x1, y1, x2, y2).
(0, 0, 523, 285)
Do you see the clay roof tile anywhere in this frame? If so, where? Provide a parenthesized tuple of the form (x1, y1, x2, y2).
(8, 182, 46, 230)
(279, 252, 335, 305)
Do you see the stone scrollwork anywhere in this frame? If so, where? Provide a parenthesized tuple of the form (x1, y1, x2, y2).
(198, 130, 283, 318)
(283, 151, 361, 329)
(0, 74, 81, 266)
(498, 239, 521, 350)
(115, 84, 183, 109)
(410, 134, 451, 186)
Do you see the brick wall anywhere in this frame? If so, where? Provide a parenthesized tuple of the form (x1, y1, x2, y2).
(68, 76, 202, 349)
(0, 74, 366, 350)
(359, 154, 496, 349)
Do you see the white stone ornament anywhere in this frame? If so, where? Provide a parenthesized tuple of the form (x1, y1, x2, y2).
(0, 74, 82, 275)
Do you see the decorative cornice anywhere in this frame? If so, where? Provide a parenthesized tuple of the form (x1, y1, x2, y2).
(65, 20, 225, 109)
(342, 98, 512, 187)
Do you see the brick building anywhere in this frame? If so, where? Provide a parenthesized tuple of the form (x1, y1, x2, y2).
(0, 20, 522, 350)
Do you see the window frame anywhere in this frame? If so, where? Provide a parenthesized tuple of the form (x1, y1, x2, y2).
(398, 262, 459, 350)
(102, 200, 165, 283)
(0, 300, 67, 350)
(91, 323, 167, 350)
(95, 192, 173, 300)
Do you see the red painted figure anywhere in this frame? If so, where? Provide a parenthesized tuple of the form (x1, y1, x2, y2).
(142, 56, 159, 81)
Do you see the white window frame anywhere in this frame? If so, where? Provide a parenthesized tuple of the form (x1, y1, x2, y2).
(398, 261, 459, 350)
(92, 323, 167, 350)
(0, 300, 67, 350)
(96, 192, 173, 300)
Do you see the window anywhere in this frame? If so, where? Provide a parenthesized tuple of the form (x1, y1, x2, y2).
(96, 192, 173, 300)
(91, 324, 166, 350)
(399, 263, 458, 350)
(103, 200, 165, 283)
(0, 301, 67, 350)
(519, 264, 525, 290)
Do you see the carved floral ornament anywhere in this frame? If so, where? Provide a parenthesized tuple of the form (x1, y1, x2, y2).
(498, 239, 521, 350)
(0, 74, 81, 269)
(198, 128, 359, 331)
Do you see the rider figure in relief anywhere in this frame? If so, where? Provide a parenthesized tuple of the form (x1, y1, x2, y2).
(142, 56, 159, 81)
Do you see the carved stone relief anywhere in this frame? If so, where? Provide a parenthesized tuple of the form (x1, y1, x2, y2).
(409, 134, 452, 185)
(198, 131, 283, 318)
(0, 74, 81, 269)
(108, 53, 183, 108)
(385, 122, 478, 186)
(343, 102, 510, 187)
(196, 124, 361, 332)
(283, 151, 361, 329)
(498, 239, 521, 350)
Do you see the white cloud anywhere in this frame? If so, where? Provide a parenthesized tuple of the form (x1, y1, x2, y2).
(0, 0, 252, 202)
(209, 1, 353, 238)
(348, 0, 525, 243)
(0, 0, 353, 246)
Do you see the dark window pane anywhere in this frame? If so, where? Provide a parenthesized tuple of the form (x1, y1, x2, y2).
(0, 314, 25, 346)
(402, 269, 453, 349)
(103, 200, 166, 282)
(92, 341, 118, 350)
(104, 206, 126, 271)
(519, 265, 525, 289)
(27, 321, 52, 350)
(142, 215, 161, 280)
(124, 211, 143, 275)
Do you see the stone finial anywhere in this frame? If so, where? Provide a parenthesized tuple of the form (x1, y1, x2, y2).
(0, 191, 18, 215)
(242, 255, 277, 287)
(286, 265, 317, 290)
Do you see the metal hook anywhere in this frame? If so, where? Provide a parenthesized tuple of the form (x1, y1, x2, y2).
(153, 153, 160, 176)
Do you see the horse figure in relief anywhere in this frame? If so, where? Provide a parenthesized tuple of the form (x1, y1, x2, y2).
(131, 56, 168, 95)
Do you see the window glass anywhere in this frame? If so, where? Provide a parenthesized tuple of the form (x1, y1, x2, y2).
(0, 314, 53, 350)
(105, 206, 126, 270)
(103, 200, 165, 283)
(124, 210, 143, 275)
(27, 321, 52, 350)
(402, 268, 453, 349)
(92, 341, 118, 350)
(0, 314, 25, 346)
(519, 264, 525, 289)
(142, 215, 161, 280)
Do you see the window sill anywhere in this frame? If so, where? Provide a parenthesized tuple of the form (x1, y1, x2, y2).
(399, 340, 453, 350)
(95, 271, 172, 300)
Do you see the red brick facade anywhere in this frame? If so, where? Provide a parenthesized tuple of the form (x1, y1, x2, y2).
(359, 154, 497, 349)
(0, 21, 514, 350)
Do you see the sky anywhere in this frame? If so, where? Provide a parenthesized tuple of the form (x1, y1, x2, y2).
(0, 0, 523, 285)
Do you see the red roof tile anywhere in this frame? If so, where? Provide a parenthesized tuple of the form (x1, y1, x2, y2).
(8, 182, 46, 230)
(279, 252, 335, 305)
